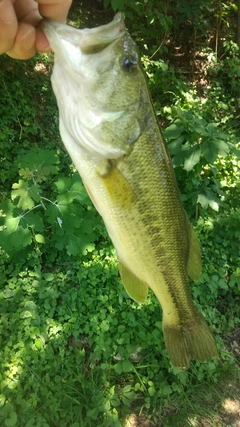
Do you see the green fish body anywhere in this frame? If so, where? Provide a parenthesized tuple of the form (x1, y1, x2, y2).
(42, 13, 218, 369)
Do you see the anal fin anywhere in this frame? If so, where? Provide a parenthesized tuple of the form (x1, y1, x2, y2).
(119, 261, 148, 303)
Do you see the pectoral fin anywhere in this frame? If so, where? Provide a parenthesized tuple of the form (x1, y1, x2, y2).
(187, 221, 202, 282)
(99, 161, 136, 207)
(119, 261, 148, 303)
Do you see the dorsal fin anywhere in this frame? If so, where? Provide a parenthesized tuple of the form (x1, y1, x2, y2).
(187, 221, 202, 282)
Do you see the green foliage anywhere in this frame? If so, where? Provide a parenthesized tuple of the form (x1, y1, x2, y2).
(162, 93, 240, 214)
(0, 236, 239, 426)
(104, 0, 174, 57)
(141, 56, 187, 108)
(103, 0, 215, 58)
(0, 55, 59, 192)
(0, 148, 103, 259)
(194, 209, 240, 330)
(209, 40, 240, 95)
(175, 0, 213, 34)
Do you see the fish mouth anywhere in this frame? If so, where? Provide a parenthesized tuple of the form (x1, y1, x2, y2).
(41, 12, 126, 54)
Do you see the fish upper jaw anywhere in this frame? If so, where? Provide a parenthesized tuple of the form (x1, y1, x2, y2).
(41, 12, 126, 59)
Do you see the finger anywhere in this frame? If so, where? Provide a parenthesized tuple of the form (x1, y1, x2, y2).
(14, 0, 41, 25)
(0, 0, 18, 54)
(36, 0, 72, 22)
(6, 21, 37, 59)
(35, 26, 51, 52)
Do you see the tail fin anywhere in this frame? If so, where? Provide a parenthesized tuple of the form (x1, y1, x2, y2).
(162, 310, 218, 370)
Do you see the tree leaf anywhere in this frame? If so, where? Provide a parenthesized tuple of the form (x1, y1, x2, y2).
(226, 141, 240, 158)
(206, 123, 229, 139)
(171, 142, 192, 167)
(183, 146, 201, 171)
(163, 121, 184, 140)
(202, 139, 229, 164)
(197, 190, 221, 211)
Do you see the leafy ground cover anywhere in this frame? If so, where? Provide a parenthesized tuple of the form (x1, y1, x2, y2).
(0, 1, 240, 426)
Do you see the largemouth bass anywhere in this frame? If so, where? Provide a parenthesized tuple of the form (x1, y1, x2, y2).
(41, 13, 218, 369)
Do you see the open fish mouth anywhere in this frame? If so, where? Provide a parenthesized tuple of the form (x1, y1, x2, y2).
(41, 12, 126, 54)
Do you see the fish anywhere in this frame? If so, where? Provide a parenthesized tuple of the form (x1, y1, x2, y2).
(41, 13, 218, 369)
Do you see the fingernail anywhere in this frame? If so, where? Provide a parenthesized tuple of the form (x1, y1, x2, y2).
(20, 28, 35, 50)
(0, 0, 14, 24)
(40, 36, 50, 50)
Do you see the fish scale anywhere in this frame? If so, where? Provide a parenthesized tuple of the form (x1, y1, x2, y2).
(42, 12, 218, 369)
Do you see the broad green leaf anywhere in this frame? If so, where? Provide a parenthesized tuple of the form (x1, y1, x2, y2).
(122, 385, 132, 393)
(3, 289, 15, 299)
(19, 168, 34, 180)
(11, 180, 38, 210)
(35, 234, 45, 243)
(19, 310, 33, 319)
(17, 149, 59, 182)
(161, 384, 173, 396)
(0, 394, 6, 408)
(55, 173, 90, 205)
(60, 232, 95, 256)
(1, 220, 32, 252)
(43, 273, 54, 281)
(121, 360, 133, 373)
(183, 146, 201, 171)
(24, 211, 44, 232)
(4, 410, 17, 427)
(163, 121, 184, 140)
(35, 338, 43, 350)
(122, 396, 130, 406)
(197, 194, 209, 209)
(148, 386, 156, 397)
(51, 207, 99, 255)
(197, 190, 221, 211)
(111, 0, 125, 11)
(202, 139, 229, 164)
(0, 201, 44, 253)
(171, 142, 192, 167)
(113, 363, 122, 374)
(45, 199, 85, 232)
(226, 141, 240, 158)
(206, 123, 229, 139)
(86, 408, 100, 420)
(167, 135, 186, 155)
(191, 117, 208, 136)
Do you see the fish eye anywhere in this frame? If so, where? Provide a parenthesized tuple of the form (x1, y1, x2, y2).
(122, 57, 138, 72)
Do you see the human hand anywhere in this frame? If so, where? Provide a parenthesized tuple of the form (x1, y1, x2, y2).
(0, 0, 72, 59)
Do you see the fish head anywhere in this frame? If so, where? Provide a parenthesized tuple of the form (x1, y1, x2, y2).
(41, 13, 148, 160)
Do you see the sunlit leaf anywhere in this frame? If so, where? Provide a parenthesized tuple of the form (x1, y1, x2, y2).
(35, 234, 45, 244)
(183, 146, 201, 171)
(11, 180, 35, 210)
(197, 190, 221, 211)
(0, 219, 32, 252)
(55, 173, 91, 205)
(202, 139, 229, 164)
